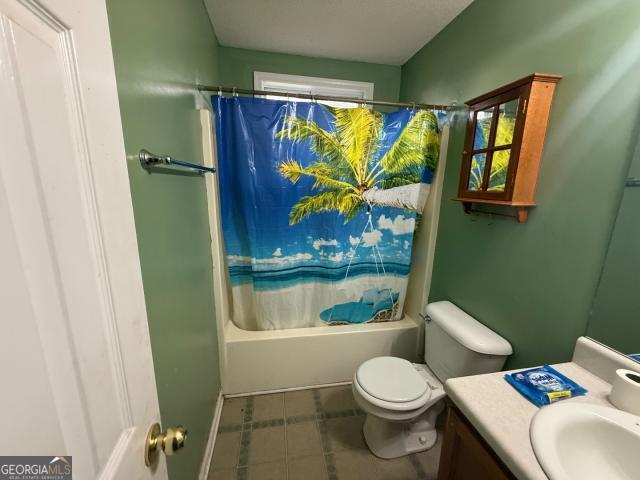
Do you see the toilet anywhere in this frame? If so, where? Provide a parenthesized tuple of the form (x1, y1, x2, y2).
(352, 301, 513, 459)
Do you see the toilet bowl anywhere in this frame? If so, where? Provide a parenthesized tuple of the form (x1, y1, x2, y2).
(353, 301, 513, 459)
(352, 356, 446, 458)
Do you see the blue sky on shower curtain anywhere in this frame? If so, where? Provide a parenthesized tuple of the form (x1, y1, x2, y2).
(212, 95, 440, 328)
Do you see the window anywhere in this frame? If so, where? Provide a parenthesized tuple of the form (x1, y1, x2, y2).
(253, 72, 374, 108)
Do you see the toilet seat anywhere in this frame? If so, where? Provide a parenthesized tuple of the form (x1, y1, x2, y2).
(354, 357, 433, 411)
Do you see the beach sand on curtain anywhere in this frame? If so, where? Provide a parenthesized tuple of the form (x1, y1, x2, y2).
(230, 274, 409, 331)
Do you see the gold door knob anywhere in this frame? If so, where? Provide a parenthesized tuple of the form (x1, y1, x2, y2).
(144, 422, 188, 467)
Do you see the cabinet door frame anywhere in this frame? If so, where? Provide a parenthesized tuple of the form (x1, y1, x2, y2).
(438, 403, 517, 480)
(458, 84, 530, 202)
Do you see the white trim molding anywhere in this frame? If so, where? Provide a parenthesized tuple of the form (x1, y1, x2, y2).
(224, 380, 352, 399)
(198, 391, 224, 480)
(253, 71, 374, 107)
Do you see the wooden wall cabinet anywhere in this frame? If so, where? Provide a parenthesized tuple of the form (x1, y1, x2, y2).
(456, 73, 561, 223)
(437, 402, 516, 480)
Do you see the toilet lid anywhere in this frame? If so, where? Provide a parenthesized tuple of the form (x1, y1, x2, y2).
(356, 357, 428, 403)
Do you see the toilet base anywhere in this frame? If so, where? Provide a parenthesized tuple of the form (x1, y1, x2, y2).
(362, 401, 444, 459)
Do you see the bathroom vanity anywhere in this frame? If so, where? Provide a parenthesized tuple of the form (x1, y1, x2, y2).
(438, 401, 515, 480)
(437, 337, 640, 480)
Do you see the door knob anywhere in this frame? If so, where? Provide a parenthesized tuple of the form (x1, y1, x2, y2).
(144, 422, 188, 467)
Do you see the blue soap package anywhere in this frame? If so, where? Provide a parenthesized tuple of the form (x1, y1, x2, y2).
(504, 365, 587, 407)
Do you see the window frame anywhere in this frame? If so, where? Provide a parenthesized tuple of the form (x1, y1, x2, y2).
(253, 71, 374, 108)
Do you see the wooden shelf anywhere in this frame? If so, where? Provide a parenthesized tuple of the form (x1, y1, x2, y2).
(453, 198, 536, 207)
(454, 198, 534, 223)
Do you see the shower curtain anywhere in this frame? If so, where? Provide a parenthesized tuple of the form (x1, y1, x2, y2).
(213, 96, 441, 331)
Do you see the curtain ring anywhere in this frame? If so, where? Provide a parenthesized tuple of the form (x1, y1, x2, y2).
(232, 87, 237, 97)
(411, 102, 416, 113)
(218, 86, 222, 97)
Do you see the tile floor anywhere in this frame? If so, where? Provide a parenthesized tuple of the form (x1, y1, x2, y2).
(208, 384, 443, 480)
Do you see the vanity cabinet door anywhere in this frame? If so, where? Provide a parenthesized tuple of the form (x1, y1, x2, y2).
(438, 403, 516, 480)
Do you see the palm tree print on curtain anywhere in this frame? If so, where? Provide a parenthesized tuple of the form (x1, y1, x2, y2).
(213, 96, 442, 331)
(277, 107, 440, 223)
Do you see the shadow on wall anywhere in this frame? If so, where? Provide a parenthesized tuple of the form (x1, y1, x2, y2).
(401, 0, 640, 369)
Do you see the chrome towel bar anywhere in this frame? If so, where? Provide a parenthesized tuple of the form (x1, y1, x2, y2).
(139, 149, 216, 174)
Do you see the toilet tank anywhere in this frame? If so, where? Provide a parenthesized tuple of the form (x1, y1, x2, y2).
(424, 301, 513, 382)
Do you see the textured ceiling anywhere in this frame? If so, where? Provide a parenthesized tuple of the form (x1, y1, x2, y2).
(205, 0, 474, 66)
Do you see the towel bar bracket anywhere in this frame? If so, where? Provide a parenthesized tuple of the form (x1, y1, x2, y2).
(138, 149, 216, 174)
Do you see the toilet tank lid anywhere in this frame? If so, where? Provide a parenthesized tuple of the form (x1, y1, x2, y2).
(425, 301, 513, 356)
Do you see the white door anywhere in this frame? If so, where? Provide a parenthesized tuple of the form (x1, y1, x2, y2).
(0, 0, 167, 478)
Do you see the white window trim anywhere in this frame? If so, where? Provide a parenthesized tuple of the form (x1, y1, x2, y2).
(253, 71, 374, 108)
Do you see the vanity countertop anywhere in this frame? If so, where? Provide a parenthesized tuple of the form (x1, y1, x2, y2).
(444, 362, 613, 480)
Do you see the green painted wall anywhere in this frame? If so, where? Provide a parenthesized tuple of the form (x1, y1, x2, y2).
(400, 0, 640, 368)
(219, 46, 402, 102)
(105, 9, 401, 476)
(104, 2, 640, 476)
(587, 143, 640, 356)
(106, 1, 220, 478)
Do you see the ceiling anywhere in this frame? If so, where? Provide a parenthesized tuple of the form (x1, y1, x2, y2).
(205, 0, 474, 66)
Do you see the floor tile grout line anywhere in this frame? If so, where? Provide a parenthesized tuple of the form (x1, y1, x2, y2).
(236, 396, 254, 480)
(312, 389, 338, 480)
(220, 409, 362, 433)
(282, 392, 289, 480)
(215, 387, 364, 479)
(235, 396, 248, 470)
(215, 387, 440, 480)
(408, 452, 428, 479)
(310, 392, 331, 480)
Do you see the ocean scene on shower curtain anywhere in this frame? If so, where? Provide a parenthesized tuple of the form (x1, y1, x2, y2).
(212, 96, 440, 331)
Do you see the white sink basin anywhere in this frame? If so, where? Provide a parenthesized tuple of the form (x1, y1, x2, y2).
(530, 402, 640, 480)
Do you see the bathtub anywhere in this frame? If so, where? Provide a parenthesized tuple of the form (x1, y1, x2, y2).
(199, 106, 449, 395)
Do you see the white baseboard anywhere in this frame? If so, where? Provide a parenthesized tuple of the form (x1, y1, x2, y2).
(224, 380, 352, 398)
(198, 391, 224, 480)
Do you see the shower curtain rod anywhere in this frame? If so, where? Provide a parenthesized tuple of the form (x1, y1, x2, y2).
(196, 85, 449, 111)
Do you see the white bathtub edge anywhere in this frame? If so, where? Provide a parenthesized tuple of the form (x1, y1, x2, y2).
(223, 315, 422, 394)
